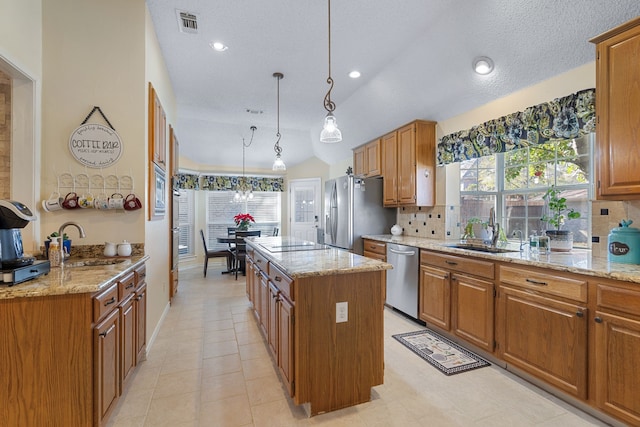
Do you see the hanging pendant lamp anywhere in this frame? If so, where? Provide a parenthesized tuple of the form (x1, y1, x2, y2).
(320, 0, 342, 143)
(272, 72, 286, 171)
(234, 126, 256, 201)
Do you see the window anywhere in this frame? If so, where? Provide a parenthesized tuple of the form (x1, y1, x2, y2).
(459, 135, 593, 247)
(178, 189, 194, 256)
(205, 191, 281, 246)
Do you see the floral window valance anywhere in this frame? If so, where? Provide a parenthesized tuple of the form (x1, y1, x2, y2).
(200, 175, 284, 192)
(174, 173, 200, 190)
(437, 88, 596, 165)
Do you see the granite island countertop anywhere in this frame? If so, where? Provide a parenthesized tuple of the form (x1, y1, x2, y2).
(247, 236, 391, 278)
(364, 234, 640, 285)
(0, 255, 149, 300)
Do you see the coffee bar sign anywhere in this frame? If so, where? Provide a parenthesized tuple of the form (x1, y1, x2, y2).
(69, 123, 123, 168)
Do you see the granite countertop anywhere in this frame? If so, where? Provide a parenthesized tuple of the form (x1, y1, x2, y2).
(364, 234, 640, 285)
(0, 255, 150, 300)
(247, 236, 391, 279)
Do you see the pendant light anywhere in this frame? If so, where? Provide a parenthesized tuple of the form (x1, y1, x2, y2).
(272, 72, 286, 171)
(234, 126, 256, 201)
(320, 0, 342, 143)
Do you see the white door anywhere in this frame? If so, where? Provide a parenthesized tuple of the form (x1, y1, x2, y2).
(289, 178, 321, 242)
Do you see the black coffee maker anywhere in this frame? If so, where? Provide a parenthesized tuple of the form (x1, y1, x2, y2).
(0, 200, 50, 285)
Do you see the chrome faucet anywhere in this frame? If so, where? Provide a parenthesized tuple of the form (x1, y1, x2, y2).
(488, 207, 500, 248)
(58, 222, 86, 264)
(512, 229, 526, 252)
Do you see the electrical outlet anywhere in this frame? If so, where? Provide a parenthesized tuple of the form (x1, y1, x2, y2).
(336, 301, 348, 323)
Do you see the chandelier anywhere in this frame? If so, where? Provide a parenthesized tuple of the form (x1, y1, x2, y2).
(319, 0, 342, 143)
(272, 72, 286, 171)
(234, 125, 256, 201)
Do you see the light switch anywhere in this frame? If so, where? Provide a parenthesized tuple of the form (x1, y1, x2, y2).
(336, 301, 348, 323)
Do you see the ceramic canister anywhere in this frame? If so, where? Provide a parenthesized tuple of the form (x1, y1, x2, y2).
(608, 220, 640, 264)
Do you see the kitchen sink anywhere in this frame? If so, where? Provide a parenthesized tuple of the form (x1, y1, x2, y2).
(444, 243, 520, 254)
(64, 258, 128, 267)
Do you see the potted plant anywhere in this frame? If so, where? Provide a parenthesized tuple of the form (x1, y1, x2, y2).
(45, 232, 72, 258)
(233, 213, 255, 231)
(541, 186, 581, 252)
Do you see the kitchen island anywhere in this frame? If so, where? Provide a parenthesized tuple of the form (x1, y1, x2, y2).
(244, 236, 391, 416)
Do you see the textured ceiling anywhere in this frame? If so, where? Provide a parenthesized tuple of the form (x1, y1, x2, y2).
(146, 0, 640, 172)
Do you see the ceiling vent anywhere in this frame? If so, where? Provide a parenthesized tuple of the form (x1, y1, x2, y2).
(176, 10, 198, 34)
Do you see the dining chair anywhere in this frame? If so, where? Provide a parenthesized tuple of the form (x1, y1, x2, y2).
(200, 229, 232, 277)
(231, 230, 261, 279)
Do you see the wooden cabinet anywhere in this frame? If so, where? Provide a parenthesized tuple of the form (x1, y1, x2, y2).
(590, 17, 640, 199)
(452, 273, 495, 352)
(382, 131, 398, 205)
(93, 266, 148, 426)
(268, 282, 279, 357)
(498, 265, 588, 399)
(363, 238, 386, 261)
(353, 139, 381, 178)
(591, 280, 640, 425)
(134, 265, 147, 364)
(420, 250, 495, 352)
(419, 264, 451, 330)
(1, 262, 147, 427)
(94, 307, 120, 425)
(382, 120, 436, 207)
(278, 294, 295, 397)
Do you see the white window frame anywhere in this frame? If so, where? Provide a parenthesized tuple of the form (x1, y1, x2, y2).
(458, 135, 594, 247)
(178, 189, 195, 257)
(204, 191, 281, 246)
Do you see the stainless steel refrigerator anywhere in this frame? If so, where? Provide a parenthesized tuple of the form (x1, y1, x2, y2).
(324, 175, 396, 255)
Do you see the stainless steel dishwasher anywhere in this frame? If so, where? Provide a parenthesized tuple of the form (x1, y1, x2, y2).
(386, 243, 419, 318)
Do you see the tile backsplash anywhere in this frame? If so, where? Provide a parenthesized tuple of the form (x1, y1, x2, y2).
(591, 199, 640, 259)
(396, 205, 460, 240)
(395, 199, 640, 258)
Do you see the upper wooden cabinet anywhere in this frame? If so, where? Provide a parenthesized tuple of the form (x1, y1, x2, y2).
(591, 17, 640, 199)
(383, 120, 436, 207)
(352, 138, 381, 178)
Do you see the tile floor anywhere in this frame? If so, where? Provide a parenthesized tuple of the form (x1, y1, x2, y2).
(107, 263, 611, 427)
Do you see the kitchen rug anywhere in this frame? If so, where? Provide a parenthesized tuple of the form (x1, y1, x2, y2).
(392, 329, 490, 375)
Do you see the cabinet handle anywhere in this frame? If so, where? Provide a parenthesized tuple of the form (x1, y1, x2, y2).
(125, 283, 134, 289)
(257, 259, 262, 263)
(275, 276, 282, 282)
(594, 317, 603, 323)
(445, 260, 457, 266)
(451, 276, 457, 281)
(104, 297, 116, 306)
(525, 278, 547, 286)
(99, 324, 116, 337)
(443, 273, 449, 280)
(576, 311, 584, 318)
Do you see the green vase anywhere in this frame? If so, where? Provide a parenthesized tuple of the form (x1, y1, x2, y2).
(237, 222, 249, 231)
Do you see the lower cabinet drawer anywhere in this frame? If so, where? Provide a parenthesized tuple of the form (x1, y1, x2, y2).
(268, 263, 294, 301)
(93, 284, 119, 323)
(499, 265, 587, 303)
(421, 250, 494, 280)
(363, 239, 386, 256)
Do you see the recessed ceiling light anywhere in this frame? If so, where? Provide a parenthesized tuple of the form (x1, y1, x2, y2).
(473, 56, 494, 75)
(210, 41, 228, 52)
(348, 70, 361, 79)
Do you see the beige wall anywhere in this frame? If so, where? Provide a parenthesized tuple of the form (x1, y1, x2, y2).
(145, 5, 178, 340)
(40, 0, 147, 245)
(0, 0, 42, 79)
